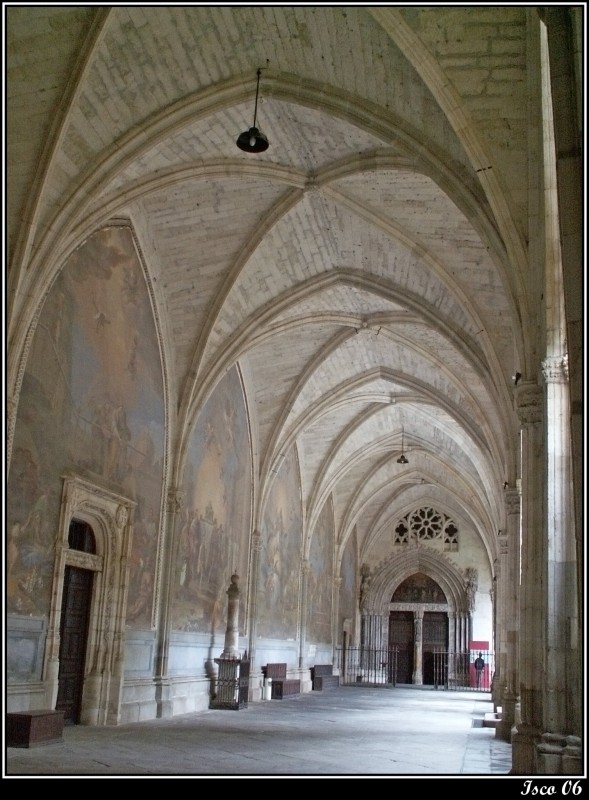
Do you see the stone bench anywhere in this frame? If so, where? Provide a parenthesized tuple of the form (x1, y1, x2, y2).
(6, 710, 65, 747)
(263, 663, 301, 699)
(311, 664, 340, 690)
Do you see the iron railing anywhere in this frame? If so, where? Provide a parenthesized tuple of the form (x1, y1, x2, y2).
(433, 649, 494, 691)
(336, 646, 399, 686)
(335, 646, 494, 691)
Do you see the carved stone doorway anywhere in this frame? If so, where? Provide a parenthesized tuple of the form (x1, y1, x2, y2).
(44, 474, 135, 725)
(389, 573, 449, 685)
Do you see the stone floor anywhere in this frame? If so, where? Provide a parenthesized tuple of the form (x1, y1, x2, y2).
(4, 686, 514, 779)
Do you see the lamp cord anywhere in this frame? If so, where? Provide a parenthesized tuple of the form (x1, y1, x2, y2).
(253, 68, 261, 129)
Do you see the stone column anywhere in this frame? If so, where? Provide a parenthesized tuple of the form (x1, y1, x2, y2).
(246, 530, 262, 671)
(536, 356, 581, 773)
(331, 576, 342, 663)
(220, 574, 241, 658)
(493, 543, 506, 710)
(447, 611, 456, 655)
(446, 611, 458, 684)
(360, 608, 384, 676)
(298, 560, 310, 668)
(511, 382, 545, 775)
(456, 612, 468, 653)
(360, 611, 382, 651)
(412, 609, 424, 685)
(496, 489, 521, 741)
(541, 9, 583, 664)
(154, 487, 184, 719)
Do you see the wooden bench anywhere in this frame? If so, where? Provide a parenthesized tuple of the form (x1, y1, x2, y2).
(262, 663, 301, 699)
(311, 664, 340, 690)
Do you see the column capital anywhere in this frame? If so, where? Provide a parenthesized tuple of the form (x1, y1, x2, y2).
(251, 529, 262, 551)
(362, 605, 384, 617)
(541, 355, 568, 384)
(505, 488, 521, 516)
(166, 488, 184, 513)
(498, 531, 509, 554)
(515, 381, 543, 426)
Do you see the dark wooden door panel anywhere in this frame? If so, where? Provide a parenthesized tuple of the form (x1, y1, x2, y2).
(389, 611, 414, 683)
(423, 611, 448, 685)
(389, 611, 413, 644)
(396, 649, 414, 683)
(423, 611, 447, 647)
(56, 566, 93, 723)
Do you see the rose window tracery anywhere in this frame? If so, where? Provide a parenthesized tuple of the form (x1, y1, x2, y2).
(393, 507, 459, 551)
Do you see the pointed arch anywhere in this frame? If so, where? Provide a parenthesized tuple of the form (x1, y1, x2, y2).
(364, 546, 469, 615)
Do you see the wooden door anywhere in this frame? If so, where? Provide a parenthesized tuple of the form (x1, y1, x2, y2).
(422, 611, 448, 685)
(56, 565, 93, 723)
(389, 611, 414, 683)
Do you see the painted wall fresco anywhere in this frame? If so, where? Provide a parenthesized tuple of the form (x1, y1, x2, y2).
(172, 367, 252, 634)
(306, 498, 334, 643)
(7, 226, 165, 628)
(338, 528, 358, 645)
(257, 446, 303, 639)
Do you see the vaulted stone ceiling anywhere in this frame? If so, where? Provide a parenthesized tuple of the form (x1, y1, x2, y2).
(7, 6, 530, 569)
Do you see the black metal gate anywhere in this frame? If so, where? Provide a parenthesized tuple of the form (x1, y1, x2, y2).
(335, 646, 494, 691)
(210, 655, 250, 709)
(335, 646, 399, 686)
(433, 649, 494, 691)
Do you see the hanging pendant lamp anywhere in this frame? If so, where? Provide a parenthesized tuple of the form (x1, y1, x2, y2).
(397, 427, 409, 464)
(236, 68, 269, 153)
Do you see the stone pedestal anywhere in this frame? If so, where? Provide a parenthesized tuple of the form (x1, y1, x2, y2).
(210, 574, 250, 709)
(221, 574, 240, 658)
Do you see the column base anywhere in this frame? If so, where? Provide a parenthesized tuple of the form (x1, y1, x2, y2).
(511, 722, 541, 775)
(563, 736, 583, 776)
(154, 679, 174, 719)
(536, 733, 583, 776)
(496, 692, 517, 742)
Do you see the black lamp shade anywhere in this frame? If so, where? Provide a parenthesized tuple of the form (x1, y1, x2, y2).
(236, 126, 269, 153)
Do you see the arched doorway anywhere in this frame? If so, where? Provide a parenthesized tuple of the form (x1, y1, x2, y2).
(388, 573, 448, 685)
(56, 520, 95, 724)
(357, 546, 477, 689)
(44, 474, 135, 725)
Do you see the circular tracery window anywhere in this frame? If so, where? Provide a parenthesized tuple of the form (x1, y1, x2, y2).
(394, 507, 459, 549)
(408, 507, 443, 539)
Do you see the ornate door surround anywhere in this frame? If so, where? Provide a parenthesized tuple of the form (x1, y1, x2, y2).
(44, 473, 135, 725)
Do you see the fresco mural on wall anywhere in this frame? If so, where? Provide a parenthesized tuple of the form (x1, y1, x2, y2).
(172, 367, 252, 634)
(257, 446, 303, 639)
(7, 227, 165, 626)
(307, 498, 334, 643)
(338, 528, 357, 645)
